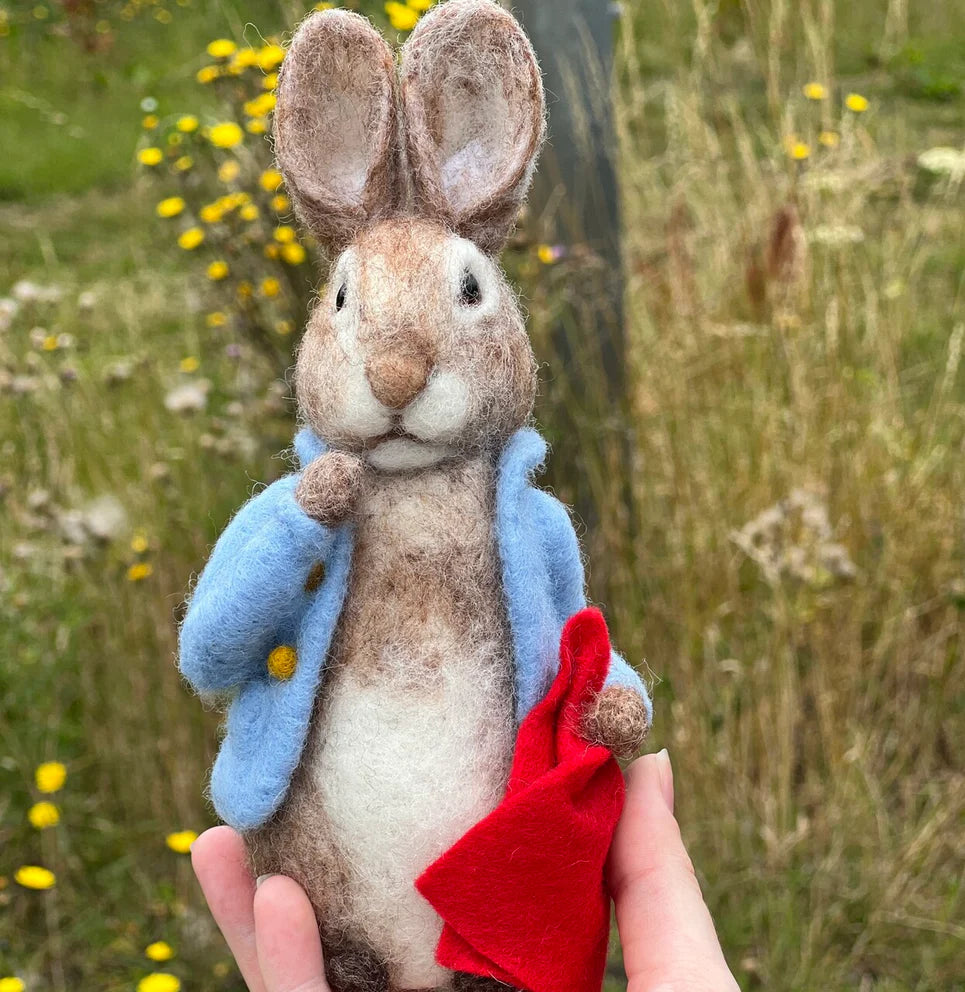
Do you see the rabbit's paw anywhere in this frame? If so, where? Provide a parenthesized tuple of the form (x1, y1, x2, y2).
(295, 450, 365, 526)
(582, 686, 650, 760)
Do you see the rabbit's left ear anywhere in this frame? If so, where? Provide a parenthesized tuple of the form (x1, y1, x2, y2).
(400, 0, 545, 253)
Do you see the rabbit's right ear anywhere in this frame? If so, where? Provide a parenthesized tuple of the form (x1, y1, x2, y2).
(274, 10, 402, 253)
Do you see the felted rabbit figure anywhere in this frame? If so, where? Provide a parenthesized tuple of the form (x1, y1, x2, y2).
(179, 2, 652, 991)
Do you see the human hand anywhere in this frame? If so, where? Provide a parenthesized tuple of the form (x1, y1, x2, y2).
(609, 750, 740, 991)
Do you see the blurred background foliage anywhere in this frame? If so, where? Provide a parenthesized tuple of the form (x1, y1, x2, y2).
(1, 0, 963, 990)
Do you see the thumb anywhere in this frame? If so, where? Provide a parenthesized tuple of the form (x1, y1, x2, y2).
(609, 750, 739, 992)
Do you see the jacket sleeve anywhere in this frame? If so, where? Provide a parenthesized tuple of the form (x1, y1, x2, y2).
(179, 474, 334, 694)
(529, 487, 653, 720)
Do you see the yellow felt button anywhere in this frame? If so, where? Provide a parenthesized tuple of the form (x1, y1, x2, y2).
(267, 645, 297, 680)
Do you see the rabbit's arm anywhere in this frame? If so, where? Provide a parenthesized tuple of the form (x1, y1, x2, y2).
(179, 474, 334, 693)
(530, 488, 652, 719)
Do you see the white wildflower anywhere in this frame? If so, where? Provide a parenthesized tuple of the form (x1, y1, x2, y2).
(165, 379, 210, 414)
(917, 146, 965, 182)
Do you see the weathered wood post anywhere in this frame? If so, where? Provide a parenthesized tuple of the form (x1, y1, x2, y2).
(512, 0, 629, 540)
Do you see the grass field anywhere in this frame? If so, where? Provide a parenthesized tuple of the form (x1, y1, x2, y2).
(1, 0, 963, 990)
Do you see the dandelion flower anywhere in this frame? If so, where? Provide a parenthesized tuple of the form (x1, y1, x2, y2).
(137, 974, 181, 992)
(174, 156, 193, 172)
(176, 115, 199, 133)
(281, 243, 306, 265)
(35, 762, 67, 793)
(196, 65, 220, 84)
(165, 830, 198, 854)
(385, 1, 419, 31)
(156, 197, 186, 219)
(844, 92, 869, 112)
(261, 277, 281, 298)
(818, 130, 839, 148)
(409, 0, 434, 10)
(257, 44, 286, 71)
(244, 93, 276, 118)
(199, 203, 225, 224)
(138, 147, 163, 167)
(207, 260, 229, 281)
(788, 141, 811, 161)
(127, 562, 153, 582)
(0, 979, 26, 992)
(263, 72, 278, 91)
(206, 312, 227, 328)
(131, 533, 149, 553)
(15, 865, 56, 890)
(239, 204, 258, 222)
(145, 942, 175, 963)
(273, 225, 296, 244)
(270, 194, 290, 213)
(28, 801, 60, 829)
(142, 114, 159, 129)
(268, 645, 297, 679)
(802, 82, 827, 101)
(178, 228, 205, 250)
(218, 160, 241, 183)
(231, 48, 260, 70)
(207, 39, 237, 59)
(259, 169, 283, 192)
(246, 119, 267, 135)
(180, 356, 200, 373)
(208, 122, 244, 149)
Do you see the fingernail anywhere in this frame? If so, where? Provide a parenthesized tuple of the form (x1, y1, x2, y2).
(255, 874, 275, 889)
(655, 748, 674, 812)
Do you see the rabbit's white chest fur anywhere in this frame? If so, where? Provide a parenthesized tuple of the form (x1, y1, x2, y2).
(309, 454, 515, 989)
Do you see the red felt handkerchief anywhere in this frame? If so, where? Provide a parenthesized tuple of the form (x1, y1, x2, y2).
(416, 608, 625, 992)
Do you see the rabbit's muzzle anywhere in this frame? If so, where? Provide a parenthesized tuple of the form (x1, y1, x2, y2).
(365, 340, 436, 410)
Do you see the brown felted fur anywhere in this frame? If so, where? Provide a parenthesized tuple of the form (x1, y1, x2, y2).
(400, 0, 545, 253)
(296, 450, 365, 525)
(274, 9, 403, 253)
(582, 685, 651, 760)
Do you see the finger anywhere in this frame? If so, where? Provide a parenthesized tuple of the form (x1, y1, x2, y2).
(609, 751, 739, 992)
(254, 874, 330, 992)
(191, 826, 267, 992)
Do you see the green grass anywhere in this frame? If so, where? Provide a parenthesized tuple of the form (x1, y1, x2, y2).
(2, 0, 963, 990)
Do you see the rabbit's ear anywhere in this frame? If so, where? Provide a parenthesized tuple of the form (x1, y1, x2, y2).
(274, 10, 402, 253)
(400, 0, 545, 253)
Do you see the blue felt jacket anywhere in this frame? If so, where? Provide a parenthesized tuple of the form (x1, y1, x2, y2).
(179, 427, 651, 832)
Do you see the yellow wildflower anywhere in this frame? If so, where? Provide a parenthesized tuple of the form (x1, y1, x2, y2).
(281, 242, 306, 265)
(15, 865, 56, 890)
(156, 197, 185, 219)
(408, 0, 434, 10)
(166, 830, 198, 854)
(244, 93, 276, 118)
(207, 260, 229, 280)
(260, 169, 283, 192)
(264, 243, 280, 260)
(536, 244, 559, 265)
(246, 119, 267, 135)
(206, 38, 237, 59)
(155, 8, 172, 23)
(145, 942, 174, 963)
(199, 203, 224, 224)
(257, 44, 286, 71)
(218, 159, 241, 183)
(180, 356, 200, 373)
(35, 762, 66, 793)
(271, 194, 290, 213)
(176, 115, 199, 133)
(206, 312, 227, 328)
(788, 141, 811, 161)
(385, 1, 419, 31)
(231, 47, 260, 70)
(0, 979, 26, 992)
(41, 335, 59, 351)
(273, 224, 296, 244)
(267, 645, 297, 679)
(263, 72, 278, 91)
(136, 974, 181, 992)
(237, 281, 254, 299)
(142, 114, 159, 129)
(174, 155, 193, 171)
(275, 319, 293, 336)
(261, 277, 281, 298)
(314, 1, 335, 8)
(131, 533, 149, 553)
(28, 801, 60, 829)
(208, 122, 244, 149)
(802, 82, 827, 101)
(178, 228, 205, 250)
(127, 562, 153, 582)
(196, 65, 220, 85)
(845, 92, 869, 112)
(240, 204, 259, 221)
(818, 130, 840, 148)
(138, 147, 163, 166)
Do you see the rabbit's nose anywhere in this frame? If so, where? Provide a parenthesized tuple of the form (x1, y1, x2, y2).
(365, 345, 435, 410)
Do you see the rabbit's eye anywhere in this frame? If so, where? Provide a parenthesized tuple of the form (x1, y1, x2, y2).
(459, 270, 482, 307)
(335, 283, 347, 312)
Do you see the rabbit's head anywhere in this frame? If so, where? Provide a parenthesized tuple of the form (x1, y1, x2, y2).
(275, 0, 545, 472)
